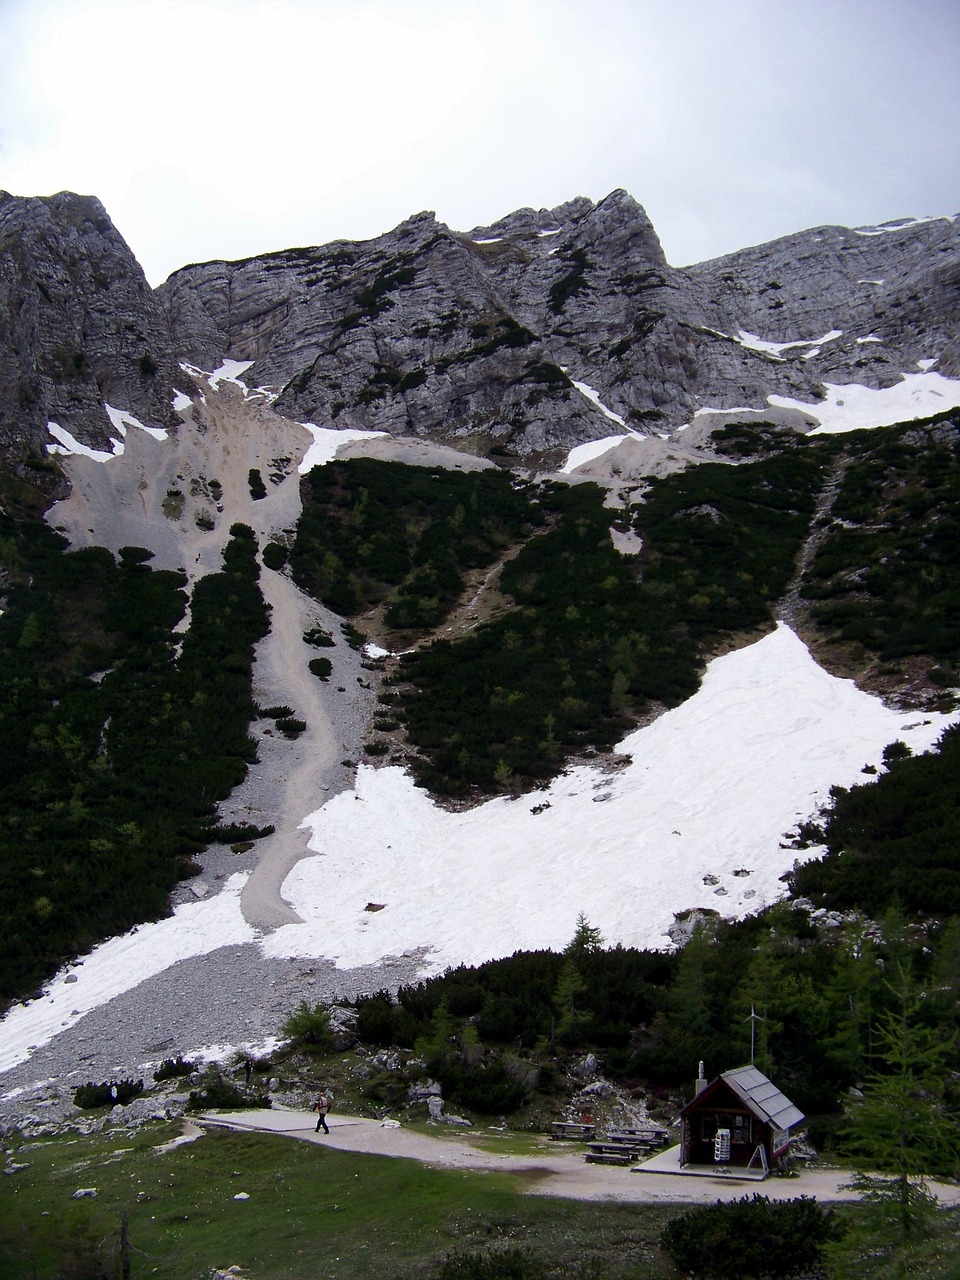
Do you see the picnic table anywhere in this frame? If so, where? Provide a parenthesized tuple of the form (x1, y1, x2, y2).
(585, 1140, 641, 1166)
(585, 1126, 672, 1166)
(550, 1120, 596, 1141)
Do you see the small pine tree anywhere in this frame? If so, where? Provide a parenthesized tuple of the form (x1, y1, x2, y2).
(564, 912, 603, 958)
(553, 957, 589, 1044)
(837, 965, 960, 1258)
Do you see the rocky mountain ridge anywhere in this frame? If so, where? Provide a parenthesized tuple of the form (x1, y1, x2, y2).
(1, 188, 956, 475)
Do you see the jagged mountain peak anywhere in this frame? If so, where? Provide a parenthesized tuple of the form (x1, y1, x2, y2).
(1, 187, 958, 478)
(0, 189, 187, 472)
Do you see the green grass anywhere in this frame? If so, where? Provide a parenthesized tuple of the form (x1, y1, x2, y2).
(0, 1122, 683, 1280)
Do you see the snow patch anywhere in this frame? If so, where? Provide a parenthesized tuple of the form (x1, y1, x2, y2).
(298, 424, 388, 473)
(3, 625, 956, 1071)
(561, 435, 631, 474)
(262, 624, 957, 974)
(737, 329, 842, 359)
(207, 359, 254, 390)
(104, 404, 168, 441)
(0, 875, 254, 1073)
(46, 422, 122, 462)
(568, 377, 629, 427)
(769, 371, 960, 433)
(853, 214, 955, 237)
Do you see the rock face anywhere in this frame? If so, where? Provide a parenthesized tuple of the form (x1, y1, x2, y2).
(157, 193, 959, 458)
(1, 188, 957, 472)
(0, 191, 186, 469)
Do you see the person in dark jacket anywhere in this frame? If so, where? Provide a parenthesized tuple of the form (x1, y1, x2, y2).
(314, 1090, 331, 1134)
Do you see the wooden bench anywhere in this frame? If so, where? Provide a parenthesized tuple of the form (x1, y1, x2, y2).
(585, 1141, 641, 1166)
(551, 1121, 596, 1141)
(604, 1126, 670, 1145)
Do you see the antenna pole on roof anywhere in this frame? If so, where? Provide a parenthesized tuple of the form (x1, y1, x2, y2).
(744, 1004, 765, 1063)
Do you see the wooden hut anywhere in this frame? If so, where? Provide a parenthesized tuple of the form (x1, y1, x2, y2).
(678, 1064, 805, 1175)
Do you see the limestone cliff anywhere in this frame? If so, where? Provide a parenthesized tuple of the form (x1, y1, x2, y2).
(0, 188, 956, 475)
(0, 191, 186, 472)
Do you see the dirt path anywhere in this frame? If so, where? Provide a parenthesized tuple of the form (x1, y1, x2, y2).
(237, 568, 341, 928)
(199, 1108, 960, 1207)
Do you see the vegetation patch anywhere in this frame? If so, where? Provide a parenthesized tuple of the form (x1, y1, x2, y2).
(393, 455, 820, 797)
(789, 723, 960, 914)
(0, 519, 269, 1005)
(290, 458, 542, 627)
(799, 418, 960, 673)
(660, 1195, 841, 1279)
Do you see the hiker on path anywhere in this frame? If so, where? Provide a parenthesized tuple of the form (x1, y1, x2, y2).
(315, 1089, 331, 1134)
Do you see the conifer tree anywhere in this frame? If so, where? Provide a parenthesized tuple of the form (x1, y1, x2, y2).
(837, 964, 960, 1258)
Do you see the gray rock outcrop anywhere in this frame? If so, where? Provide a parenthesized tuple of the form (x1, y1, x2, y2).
(1, 187, 956, 478)
(0, 191, 188, 471)
(157, 193, 959, 459)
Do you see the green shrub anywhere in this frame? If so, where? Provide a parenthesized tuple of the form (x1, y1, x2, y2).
(438, 1059, 529, 1115)
(660, 1195, 841, 1278)
(195, 821, 275, 843)
(73, 1079, 144, 1109)
(188, 1081, 271, 1110)
(153, 1056, 196, 1082)
(283, 1001, 334, 1050)
(248, 468, 267, 500)
(262, 541, 288, 570)
(303, 626, 335, 647)
(308, 656, 332, 680)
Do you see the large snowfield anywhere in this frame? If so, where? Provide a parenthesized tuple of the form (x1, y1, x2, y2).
(2, 622, 955, 1074)
(2, 358, 959, 1078)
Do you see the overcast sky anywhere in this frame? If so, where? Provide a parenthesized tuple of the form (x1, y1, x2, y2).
(1, 0, 958, 286)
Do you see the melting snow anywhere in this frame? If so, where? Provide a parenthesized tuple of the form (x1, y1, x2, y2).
(0, 876, 254, 1074)
(769, 370, 960, 433)
(569, 378, 629, 427)
(105, 404, 168, 441)
(298, 424, 387, 472)
(561, 435, 631, 473)
(47, 403, 173, 461)
(267, 624, 956, 974)
(853, 214, 955, 236)
(1, 625, 955, 1071)
(737, 329, 842, 359)
(207, 359, 254, 389)
(47, 422, 122, 462)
